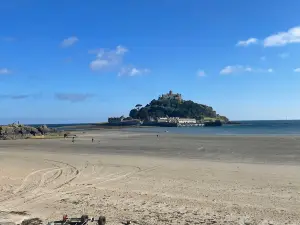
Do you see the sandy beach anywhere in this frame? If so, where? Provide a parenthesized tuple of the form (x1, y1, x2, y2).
(0, 130, 300, 225)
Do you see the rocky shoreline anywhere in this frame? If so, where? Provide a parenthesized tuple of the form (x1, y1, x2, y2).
(0, 123, 64, 140)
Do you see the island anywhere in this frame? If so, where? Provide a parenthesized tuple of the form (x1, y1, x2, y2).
(108, 90, 229, 127)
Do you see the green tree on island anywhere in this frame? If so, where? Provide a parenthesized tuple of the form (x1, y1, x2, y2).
(135, 104, 143, 110)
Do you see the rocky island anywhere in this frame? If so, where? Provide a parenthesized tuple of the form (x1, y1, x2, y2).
(128, 90, 229, 126)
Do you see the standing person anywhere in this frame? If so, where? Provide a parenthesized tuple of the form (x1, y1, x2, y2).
(63, 215, 68, 222)
(72, 136, 75, 143)
(92, 137, 94, 143)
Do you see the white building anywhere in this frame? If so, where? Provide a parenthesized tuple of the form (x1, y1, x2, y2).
(176, 118, 197, 124)
(157, 117, 196, 124)
(157, 117, 169, 123)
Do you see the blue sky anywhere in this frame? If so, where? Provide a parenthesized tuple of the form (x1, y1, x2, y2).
(1, 0, 300, 124)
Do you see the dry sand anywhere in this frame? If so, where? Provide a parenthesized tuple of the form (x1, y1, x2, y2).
(0, 130, 300, 225)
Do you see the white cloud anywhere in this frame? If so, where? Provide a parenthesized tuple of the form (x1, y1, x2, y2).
(236, 38, 258, 47)
(90, 59, 110, 70)
(264, 26, 300, 47)
(220, 65, 273, 75)
(197, 70, 206, 77)
(278, 52, 289, 59)
(0, 68, 11, 74)
(90, 45, 128, 71)
(61, 36, 79, 48)
(118, 66, 150, 76)
(220, 65, 245, 74)
(294, 68, 300, 72)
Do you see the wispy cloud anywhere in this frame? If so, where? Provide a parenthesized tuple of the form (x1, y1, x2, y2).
(63, 57, 72, 63)
(264, 26, 300, 47)
(115, 45, 128, 55)
(118, 66, 150, 77)
(89, 45, 128, 72)
(220, 65, 273, 75)
(1, 37, 16, 42)
(0, 94, 30, 100)
(236, 38, 258, 47)
(294, 68, 300, 73)
(61, 36, 79, 48)
(197, 70, 206, 77)
(0, 68, 12, 75)
(278, 52, 289, 59)
(55, 93, 94, 102)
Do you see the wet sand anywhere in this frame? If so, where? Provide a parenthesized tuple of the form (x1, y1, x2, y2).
(0, 130, 300, 224)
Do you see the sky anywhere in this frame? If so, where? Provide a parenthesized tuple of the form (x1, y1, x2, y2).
(1, 0, 300, 124)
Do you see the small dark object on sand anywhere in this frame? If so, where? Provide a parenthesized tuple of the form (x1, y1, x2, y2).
(97, 216, 106, 225)
(9, 211, 28, 216)
(92, 138, 94, 142)
(21, 218, 42, 225)
(46, 214, 103, 225)
(81, 215, 89, 224)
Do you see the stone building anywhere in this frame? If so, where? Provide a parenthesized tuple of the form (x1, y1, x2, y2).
(159, 90, 182, 102)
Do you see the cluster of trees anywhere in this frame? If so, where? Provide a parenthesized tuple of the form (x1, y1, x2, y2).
(129, 98, 228, 122)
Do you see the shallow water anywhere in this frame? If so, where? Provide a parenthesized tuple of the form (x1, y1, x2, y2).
(125, 120, 300, 136)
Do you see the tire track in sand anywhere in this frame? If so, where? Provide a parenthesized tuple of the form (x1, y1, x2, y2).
(23, 165, 161, 206)
(3, 159, 100, 209)
(0, 159, 79, 210)
(0, 167, 56, 204)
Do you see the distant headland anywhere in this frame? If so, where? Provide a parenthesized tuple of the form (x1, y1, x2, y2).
(108, 90, 229, 127)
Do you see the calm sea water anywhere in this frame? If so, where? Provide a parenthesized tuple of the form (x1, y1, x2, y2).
(29, 120, 300, 136)
(125, 120, 300, 136)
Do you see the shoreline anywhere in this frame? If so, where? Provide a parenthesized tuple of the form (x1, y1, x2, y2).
(54, 121, 300, 137)
(56, 124, 300, 137)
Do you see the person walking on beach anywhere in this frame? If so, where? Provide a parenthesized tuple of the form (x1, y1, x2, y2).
(92, 137, 94, 143)
(72, 136, 75, 143)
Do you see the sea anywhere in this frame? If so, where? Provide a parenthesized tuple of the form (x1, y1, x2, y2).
(31, 120, 300, 136)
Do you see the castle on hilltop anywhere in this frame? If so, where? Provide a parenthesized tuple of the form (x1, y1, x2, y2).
(159, 90, 182, 102)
